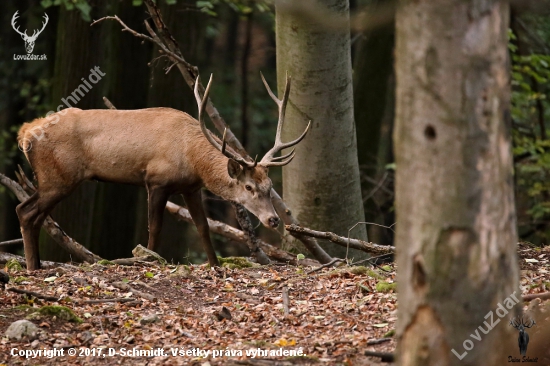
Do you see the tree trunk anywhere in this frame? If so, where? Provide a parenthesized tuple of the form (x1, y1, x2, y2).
(276, 0, 367, 259)
(352, 6, 395, 245)
(88, 0, 151, 260)
(394, 0, 519, 364)
(41, 5, 104, 262)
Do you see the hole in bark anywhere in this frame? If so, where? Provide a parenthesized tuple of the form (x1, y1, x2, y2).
(314, 197, 321, 206)
(413, 254, 427, 290)
(424, 125, 436, 140)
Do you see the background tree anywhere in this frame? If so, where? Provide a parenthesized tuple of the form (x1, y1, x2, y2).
(276, 0, 367, 259)
(394, 0, 519, 363)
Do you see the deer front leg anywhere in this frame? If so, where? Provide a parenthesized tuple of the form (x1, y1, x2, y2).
(183, 190, 219, 267)
(146, 185, 169, 252)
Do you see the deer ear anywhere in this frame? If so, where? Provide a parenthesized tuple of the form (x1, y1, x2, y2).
(227, 159, 243, 179)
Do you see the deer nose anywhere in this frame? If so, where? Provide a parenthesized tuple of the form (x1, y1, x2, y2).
(268, 217, 280, 228)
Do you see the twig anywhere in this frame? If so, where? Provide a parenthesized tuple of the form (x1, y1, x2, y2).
(81, 298, 138, 304)
(306, 258, 346, 274)
(366, 338, 392, 345)
(7, 287, 59, 301)
(111, 281, 156, 302)
(102, 97, 116, 110)
(0, 238, 23, 247)
(286, 224, 394, 255)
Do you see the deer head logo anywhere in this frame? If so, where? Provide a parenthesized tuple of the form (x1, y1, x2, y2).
(11, 11, 49, 54)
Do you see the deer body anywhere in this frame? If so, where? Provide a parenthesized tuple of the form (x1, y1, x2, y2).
(20, 108, 230, 189)
(17, 75, 308, 270)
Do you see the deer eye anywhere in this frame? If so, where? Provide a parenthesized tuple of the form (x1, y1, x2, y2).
(245, 185, 253, 192)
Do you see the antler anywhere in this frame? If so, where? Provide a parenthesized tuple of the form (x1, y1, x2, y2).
(194, 75, 256, 168)
(259, 72, 311, 167)
(11, 11, 28, 38)
(28, 13, 49, 41)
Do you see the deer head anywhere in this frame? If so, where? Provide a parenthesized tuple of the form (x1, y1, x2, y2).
(194, 73, 310, 228)
(12, 11, 49, 54)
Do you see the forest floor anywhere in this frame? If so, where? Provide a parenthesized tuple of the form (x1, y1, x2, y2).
(0, 242, 549, 366)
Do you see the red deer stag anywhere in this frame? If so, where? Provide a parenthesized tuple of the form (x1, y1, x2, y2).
(16, 74, 310, 270)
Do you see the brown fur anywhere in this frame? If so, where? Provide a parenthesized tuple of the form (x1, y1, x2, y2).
(16, 107, 279, 270)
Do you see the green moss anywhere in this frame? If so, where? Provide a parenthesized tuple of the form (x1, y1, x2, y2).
(347, 266, 369, 275)
(97, 260, 115, 265)
(13, 276, 31, 284)
(218, 256, 260, 269)
(375, 281, 397, 293)
(28, 305, 82, 323)
(367, 269, 384, 280)
(384, 329, 395, 337)
(6, 259, 23, 272)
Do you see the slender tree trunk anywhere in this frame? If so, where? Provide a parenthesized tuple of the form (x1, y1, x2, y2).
(352, 4, 395, 245)
(394, 0, 519, 364)
(276, 0, 367, 259)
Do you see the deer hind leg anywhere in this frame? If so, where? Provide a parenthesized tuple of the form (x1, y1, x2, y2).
(183, 190, 219, 267)
(16, 189, 71, 271)
(146, 185, 169, 252)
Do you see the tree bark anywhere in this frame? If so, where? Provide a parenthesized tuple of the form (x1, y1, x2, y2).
(276, 0, 367, 259)
(394, 0, 519, 364)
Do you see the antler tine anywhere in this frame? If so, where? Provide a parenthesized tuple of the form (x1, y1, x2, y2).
(11, 11, 27, 37)
(194, 75, 254, 168)
(259, 72, 311, 168)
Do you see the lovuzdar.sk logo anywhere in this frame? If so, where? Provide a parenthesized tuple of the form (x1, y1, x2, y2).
(11, 10, 48, 61)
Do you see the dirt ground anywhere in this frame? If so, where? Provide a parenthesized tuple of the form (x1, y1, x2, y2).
(1, 242, 549, 365)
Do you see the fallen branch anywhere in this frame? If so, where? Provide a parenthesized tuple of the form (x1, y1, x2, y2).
(0, 172, 102, 265)
(364, 350, 395, 362)
(7, 287, 59, 301)
(165, 202, 320, 267)
(95, 0, 332, 264)
(523, 292, 550, 302)
(286, 224, 394, 256)
(0, 252, 77, 270)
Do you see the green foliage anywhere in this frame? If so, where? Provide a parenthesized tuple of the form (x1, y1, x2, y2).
(510, 26, 550, 242)
(196, 0, 273, 17)
(41, 0, 92, 22)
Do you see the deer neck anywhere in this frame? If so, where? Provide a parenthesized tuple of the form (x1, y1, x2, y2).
(198, 154, 236, 201)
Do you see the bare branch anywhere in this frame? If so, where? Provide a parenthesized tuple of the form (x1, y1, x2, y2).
(286, 224, 394, 256)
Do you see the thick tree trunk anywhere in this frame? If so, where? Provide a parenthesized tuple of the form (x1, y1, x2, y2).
(276, 0, 367, 259)
(41, 5, 104, 262)
(394, 1, 519, 364)
(88, 0, 151, 260)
